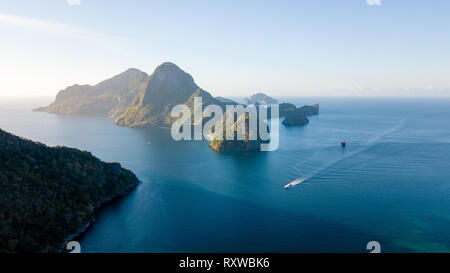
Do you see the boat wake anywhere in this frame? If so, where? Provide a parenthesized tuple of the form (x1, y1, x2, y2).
(286, 121, 404, 189)
(284, 178, 306, 189)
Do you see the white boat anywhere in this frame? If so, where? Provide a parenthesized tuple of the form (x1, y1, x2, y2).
(284, 178, 305, 189)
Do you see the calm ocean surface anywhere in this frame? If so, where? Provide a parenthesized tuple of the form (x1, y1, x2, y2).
(1, 96, 449, 253)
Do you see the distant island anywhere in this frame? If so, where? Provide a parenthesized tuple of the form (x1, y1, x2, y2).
(36, 62, 319, 152)
(0, 128, 140, 253)
(282, 104, 319, 126)
(246, 93, 278, 105)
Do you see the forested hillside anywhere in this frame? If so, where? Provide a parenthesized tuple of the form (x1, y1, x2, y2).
(0, 129, 140, 253)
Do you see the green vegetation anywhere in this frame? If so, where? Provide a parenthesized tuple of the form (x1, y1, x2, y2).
(36, 62, 238, 129)
(278, 103, 297, 117)
(0, 129, 140, 253)
(281, 104, 319, 126)
(282, 112, 310, 126)
(209, 113, 267, 152)
(34, 61, 320, 150)
(114, 63, 233, 128)
(34, 68, 148, 116)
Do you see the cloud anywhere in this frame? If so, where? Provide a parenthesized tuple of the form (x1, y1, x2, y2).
(67, 0, 81, 6)
(0, 13, 131, 56)
(366, 0, 381, 6)
(0, 13, 90, 38)
(0, 13, 121, 44)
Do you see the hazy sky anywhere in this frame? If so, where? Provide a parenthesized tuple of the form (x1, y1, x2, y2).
(0, 0, 449, 97)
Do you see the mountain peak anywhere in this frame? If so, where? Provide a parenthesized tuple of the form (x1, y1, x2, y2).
(157, 62, 179, 69)
(145, 62, 196, 90)
(113, 68, 146, 79)
(124, 67, 143, 74)
(152, 62, 186, 76)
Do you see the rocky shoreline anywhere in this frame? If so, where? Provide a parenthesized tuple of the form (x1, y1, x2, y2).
(58, 180, 140, 253)
(0, 128, 142, 253)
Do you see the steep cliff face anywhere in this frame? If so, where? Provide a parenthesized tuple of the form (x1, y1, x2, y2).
(0, 128, 140, 253)
(114, 63, 228, 128)
(209, 113, 269, 152)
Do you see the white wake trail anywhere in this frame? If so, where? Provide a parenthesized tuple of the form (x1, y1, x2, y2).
(287, 121, 404, 188)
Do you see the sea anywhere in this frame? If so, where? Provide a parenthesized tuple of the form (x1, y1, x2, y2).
(0, 96, 449, 253)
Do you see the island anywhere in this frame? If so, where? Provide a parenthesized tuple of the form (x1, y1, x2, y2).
(209, 113, 269, 152)
(34, 68, 149, 117)
(282, 110, 310, 126)
(245, 93, 278, 105)
(0, 128, 140, 253)
(282, 104, 319, 126)
(35, 62, 319, 152)
(297, 104, 320, 116)
(35, 62, 234, 128)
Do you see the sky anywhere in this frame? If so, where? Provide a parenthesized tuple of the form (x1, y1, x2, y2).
(0, 0, 449, 97)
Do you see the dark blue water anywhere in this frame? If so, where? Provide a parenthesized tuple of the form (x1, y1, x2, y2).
(1, 96, 449, 252)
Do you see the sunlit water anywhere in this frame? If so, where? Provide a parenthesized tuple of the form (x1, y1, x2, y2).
(1, 96, 449, 252)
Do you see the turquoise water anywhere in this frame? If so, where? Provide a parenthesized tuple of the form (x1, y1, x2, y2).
(1, 96, 449, 252)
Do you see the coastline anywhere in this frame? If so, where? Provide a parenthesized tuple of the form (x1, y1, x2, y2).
(58, 179, 141, 253)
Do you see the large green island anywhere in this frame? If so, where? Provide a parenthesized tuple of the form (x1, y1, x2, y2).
(35, 62, 319, 152)
(0, 128, 140, 253)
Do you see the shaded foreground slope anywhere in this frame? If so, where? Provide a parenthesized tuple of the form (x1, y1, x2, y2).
(0, 128, 140, 253)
